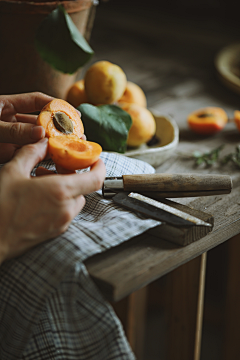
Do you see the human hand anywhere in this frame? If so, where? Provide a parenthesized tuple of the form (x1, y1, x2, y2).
(0, 92, 53, 163)
(0, 138, 106, 264)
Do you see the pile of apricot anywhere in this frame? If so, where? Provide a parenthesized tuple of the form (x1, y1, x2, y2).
(37, 99, 102, 170)
(66, 60, 156, 148)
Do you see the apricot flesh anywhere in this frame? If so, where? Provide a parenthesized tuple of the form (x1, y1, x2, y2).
(66, 79, 89, 108)
(37, 99, 84, 139)
(118, 81, 147, 107)
(119, 103, 156, 147)
(48, 135, 102, 171)
(84, 60, 127, 105)
(187, 107, 228, 134)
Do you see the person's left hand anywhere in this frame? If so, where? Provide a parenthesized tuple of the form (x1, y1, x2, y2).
(0, 92, 54, 163)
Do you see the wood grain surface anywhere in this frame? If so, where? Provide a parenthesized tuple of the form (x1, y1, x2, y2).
(123, 173, 232, 193)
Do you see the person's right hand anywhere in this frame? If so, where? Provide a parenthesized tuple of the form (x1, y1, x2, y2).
(0, 138, 106, 264)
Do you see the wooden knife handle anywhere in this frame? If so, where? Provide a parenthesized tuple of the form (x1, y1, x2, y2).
(122, 173, 232, 193)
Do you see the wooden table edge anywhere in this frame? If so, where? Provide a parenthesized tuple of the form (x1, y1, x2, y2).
(85, 217, 240, 302)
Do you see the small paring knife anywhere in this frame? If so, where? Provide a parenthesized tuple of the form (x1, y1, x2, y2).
(112, 191, 212, 229)
(102, 173, 232, 199)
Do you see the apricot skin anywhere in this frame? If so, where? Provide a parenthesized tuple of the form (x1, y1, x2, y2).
(66, 79, 89, 108)
(187, 107, 228, 134)
(118, 81, 147, 107)
(234, 110, 240, 132)
(48, 135, 102, 171)
(84, 60, 127, 105)
(120, 103, 156, 147)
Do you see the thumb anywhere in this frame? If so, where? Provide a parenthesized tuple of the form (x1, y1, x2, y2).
(10, 138, 49, 177)
(0, 121, 45, 145)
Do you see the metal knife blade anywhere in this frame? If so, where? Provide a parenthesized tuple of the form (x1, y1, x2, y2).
(112, 192, 212, 228)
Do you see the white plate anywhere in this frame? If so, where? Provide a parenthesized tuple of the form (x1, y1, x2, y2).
(123, 113, 179, 168)
(215, 43, 240, 95)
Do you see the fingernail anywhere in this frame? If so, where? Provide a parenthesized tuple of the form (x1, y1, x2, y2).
(31, 125, 45, 140)
(39, 137, 48, 145)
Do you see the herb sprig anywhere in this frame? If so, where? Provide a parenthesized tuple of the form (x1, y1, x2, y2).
(221, 145, 240, 169)
(190, 144, 240, 169)
(192, 145, 225, 166)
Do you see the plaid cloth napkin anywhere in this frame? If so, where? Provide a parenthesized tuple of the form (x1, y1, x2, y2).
(0, 152, 160, 360)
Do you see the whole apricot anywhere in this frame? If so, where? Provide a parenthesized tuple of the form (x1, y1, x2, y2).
(118, 81, 147, 107)
(120, 103, 156, 147)
(187, 107, 228, 134)
(66, 79, 89, 108)
(84, 60, 127, 105)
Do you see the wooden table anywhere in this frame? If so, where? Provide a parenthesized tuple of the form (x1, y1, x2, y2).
(82, 3, 240, 359)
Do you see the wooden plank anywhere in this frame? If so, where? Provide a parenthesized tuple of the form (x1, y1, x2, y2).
(111, 286, 148, 360)
(222, 233, 240, 359)
(147, 198, 214, 246)
(113, 195, 214, 246)
(165, 253, 207, 360)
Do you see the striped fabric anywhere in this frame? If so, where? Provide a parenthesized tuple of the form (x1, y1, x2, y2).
(0, 152, 160, 360)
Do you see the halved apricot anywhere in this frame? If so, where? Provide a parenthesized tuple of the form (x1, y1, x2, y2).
(37, 99, 102, 170)
(234, 110, 240, 132)
(48, 135, 102, 171)
(187, 107, 228, 134)
(37, 98, 84, 138)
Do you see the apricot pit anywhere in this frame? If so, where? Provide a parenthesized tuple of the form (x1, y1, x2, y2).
(53, 111, 73, 134)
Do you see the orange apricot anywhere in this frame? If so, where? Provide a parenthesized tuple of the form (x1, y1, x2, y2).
(118, 81, 147, 107)
(187, 107, 228, 134)
(66, 79, 89, 108)
(119, 103, 156, 147)
(84, 60, 127, 105)
(37, 99, 84, 139)
(234, 110, 240, 132)
(48, 135, 102, 171)
(37, 99, 102, 170)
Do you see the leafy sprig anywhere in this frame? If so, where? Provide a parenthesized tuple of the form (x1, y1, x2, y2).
(192, 145, 225, 166)
(221, 145, 240, 169)
(189, 144, 240, 169)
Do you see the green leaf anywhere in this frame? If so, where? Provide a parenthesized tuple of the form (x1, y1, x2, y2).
(35, 5, 94, 74)
(78, 104, 132, 153)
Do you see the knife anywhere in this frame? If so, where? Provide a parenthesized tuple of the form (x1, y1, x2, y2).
(102, 173, 232, 199)
(112, 192, 212, 229)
